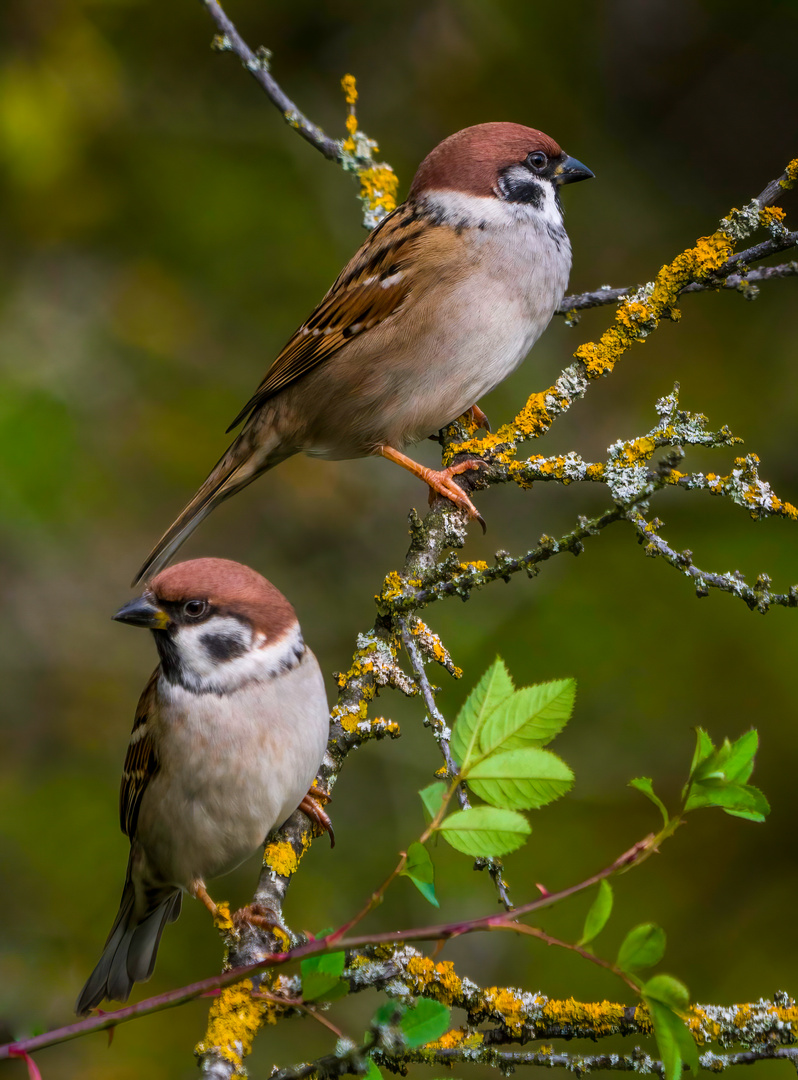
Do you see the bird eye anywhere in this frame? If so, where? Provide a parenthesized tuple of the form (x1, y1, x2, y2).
(183, 600, 208, 620)
(526, 151, 548, 171)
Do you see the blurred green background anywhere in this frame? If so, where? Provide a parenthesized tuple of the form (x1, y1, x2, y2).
(1, 0, 797, 1076)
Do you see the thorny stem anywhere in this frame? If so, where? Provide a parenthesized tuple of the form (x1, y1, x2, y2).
(0, 837, 653, 1061)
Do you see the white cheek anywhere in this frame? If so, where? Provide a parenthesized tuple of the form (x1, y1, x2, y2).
(170, 620, 305, 694)
(173, 618, 252, 681)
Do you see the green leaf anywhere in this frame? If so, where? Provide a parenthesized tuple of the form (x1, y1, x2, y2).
(400, 842, 440, 907)
(467, 747, 574, 809)
(301, 951, 348, 1002)
(617, 923, 666, 972)
(450, 658, 514, 770)
(648, 1000, 699, 1080)
(372, 1001, 405, 1028)
(688, 727, 715, 779)
(419, 782, 448, 824)
(437, 806, 531, 857)
(722, 730, 758, 783)
(578, 880, 613, 946)
(684, 780, 769, 821)
(399, 998, 451, 1047)
(643, 974, 690, 1012)
(478, 678, 576, 756)
(629, 777, 669, 826)
(362, 1062, 383, 1080)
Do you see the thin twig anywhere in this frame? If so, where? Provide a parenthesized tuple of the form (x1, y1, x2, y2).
(201, 0, 340, 160)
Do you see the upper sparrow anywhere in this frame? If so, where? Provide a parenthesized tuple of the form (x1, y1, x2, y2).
(135, 122, 592, 585)
(76, 558, 331, 1015)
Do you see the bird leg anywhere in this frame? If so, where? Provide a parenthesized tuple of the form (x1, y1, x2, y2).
(467, 403, 491, 432)
(377, 445, 486, 532)
(192, 881, 220, 918)
(299, 790, 335, 848)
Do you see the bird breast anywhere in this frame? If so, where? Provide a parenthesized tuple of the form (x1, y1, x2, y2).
(286, 193, 572, 458)
(136, 647, 329, 889)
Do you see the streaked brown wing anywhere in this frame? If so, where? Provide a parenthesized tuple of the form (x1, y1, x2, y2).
(119, 669, 160, 838)
(226, 203, 427, 431)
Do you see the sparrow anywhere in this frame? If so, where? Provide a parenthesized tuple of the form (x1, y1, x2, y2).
(135, 122, 593, 585)
(76, 558, 331, 1015)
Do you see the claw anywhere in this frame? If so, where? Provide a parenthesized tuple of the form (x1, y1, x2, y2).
(377, 445, 486, 530)
(299, 791, 335, 848)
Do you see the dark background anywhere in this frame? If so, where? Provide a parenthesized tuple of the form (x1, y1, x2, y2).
(1, 0, 797, 1076)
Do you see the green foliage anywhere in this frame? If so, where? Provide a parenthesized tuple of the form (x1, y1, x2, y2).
(363, 1062, 383, 1080)
(645, 994, 699, 1080)
(369, 998, 451, 1049)
(300, 951, 349, 1003)
(429, 659, 575, 856)
(628, 777, 669, 826)
(437, 805, 531, 856)
(419, 782, 448, 823)
(617, 923, 666, 972)
(682, 729, 769, 822)
(400, 842, 439, 907)
(578, 880, 613, 946)
(399, 998, 451, 1047)
(467, 747, 574, 810)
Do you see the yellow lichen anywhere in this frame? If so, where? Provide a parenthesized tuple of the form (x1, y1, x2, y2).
(429, 1028, 483, 1050)
(406, 956, 463, 1004)
(341, 73, 358, 106)
(780, 158, 798, 188)
(213, 901, 234, 933)
(539, 998, 627, 1038)
(263, 836, 309, 877)
(357, 163, 399, 217)
(196, 980, 266, 1073)
(759, 205, 786, 226)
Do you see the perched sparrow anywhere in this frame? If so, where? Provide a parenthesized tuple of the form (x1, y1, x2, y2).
(135, 122, 592, 585)
(76, 558, 331, 1015)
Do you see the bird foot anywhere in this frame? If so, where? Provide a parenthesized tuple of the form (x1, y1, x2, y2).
(232, 902, 283, 932)
(299, 791, 335, 848)
(423, 461, 486, 532)
(377, 445, 486, 532)
(466, 404, 491, 433)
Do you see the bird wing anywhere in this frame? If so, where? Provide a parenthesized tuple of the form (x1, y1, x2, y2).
(226, 202, 429, 431)
(120, 669, 160, 838)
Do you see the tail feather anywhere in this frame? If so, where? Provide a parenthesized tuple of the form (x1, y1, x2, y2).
(133, 429, 291, 587)
(75, 887, 182, 1016)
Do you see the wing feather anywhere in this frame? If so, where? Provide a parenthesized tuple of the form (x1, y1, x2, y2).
(119, 669, 160, 838)
(226, 203, 427, 431)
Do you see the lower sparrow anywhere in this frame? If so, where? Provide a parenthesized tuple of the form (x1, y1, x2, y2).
(135, 122, 592, 584)
(76, 558, 331, 1015)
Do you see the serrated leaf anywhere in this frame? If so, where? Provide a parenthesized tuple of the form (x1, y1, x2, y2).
(419, 781, 448, 824)
(437, 806, 531, 857)
(684, 780, 769, 820)
(643, 974, 690, 1012)
(400, 998, 451, 1047)
(449, 659, 515, 770)
(688, 728, 715, 778)
(648, 1000, 699, 1080)
(467, 747, 574, 809)
(722, 730, 758, 783)
(578, 880, 614, 946)
(478, 679, 576, 757)
(629, 777, 669, 827)
(617, 923, 666, 972)
(400, 842, 439, 907)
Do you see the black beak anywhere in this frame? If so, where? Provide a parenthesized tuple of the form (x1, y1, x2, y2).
(113, 594, 170, 630)
(555, 154, 594, 185)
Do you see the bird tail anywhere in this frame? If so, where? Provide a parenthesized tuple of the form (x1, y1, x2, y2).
(132, 427, 292, 587)
(75, 881, 182, 1016)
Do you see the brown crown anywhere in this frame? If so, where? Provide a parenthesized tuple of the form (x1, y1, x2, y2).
(409, 122, 563, 200)
(150, 557, 297, 638)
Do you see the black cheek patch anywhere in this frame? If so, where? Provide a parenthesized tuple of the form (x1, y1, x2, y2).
(200, 632, 249, 663)
(499, 169, 544, 208)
